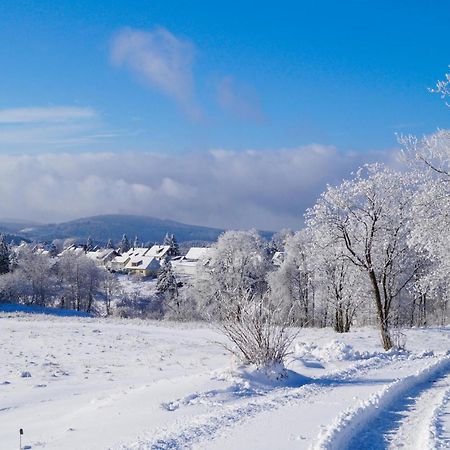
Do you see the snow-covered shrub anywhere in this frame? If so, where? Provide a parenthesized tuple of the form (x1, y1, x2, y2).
(218, 291, 297, 368)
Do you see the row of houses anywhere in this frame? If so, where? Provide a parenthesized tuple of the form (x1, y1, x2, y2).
(18, 240, 215, 279)
(84, 245, 214, 278)
(18, 241, 282, 279)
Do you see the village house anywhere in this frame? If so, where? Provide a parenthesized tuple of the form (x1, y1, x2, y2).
(124, 255, 160, 277)
(172, 247, 214, 277)
(110, 245, 170, 273)
(86, 248, 119, 267)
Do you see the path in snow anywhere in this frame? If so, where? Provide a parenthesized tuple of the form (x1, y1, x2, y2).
(387, 371, 450, 450)
(332, 358, 450, 450)
(126, 352, 433, 449)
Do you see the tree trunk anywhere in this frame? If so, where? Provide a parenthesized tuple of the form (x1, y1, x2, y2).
(368, 269, 393, 350)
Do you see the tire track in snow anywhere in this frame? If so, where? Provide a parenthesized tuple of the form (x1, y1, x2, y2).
(387, 377, 450, 449)
(313, 356, 450, 450)
(121, 352, 418, 450)
(427, 387, 450, 449)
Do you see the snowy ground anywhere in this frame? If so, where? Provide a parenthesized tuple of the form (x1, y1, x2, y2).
(2, 313, 450, 449)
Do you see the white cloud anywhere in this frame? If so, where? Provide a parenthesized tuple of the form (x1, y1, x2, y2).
(0, 107, 97, 124)
(0, 146, 399, 230)
(111, 27, 200, 119)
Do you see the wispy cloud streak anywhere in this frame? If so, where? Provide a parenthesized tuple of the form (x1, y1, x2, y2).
(111, 27, 200, 119)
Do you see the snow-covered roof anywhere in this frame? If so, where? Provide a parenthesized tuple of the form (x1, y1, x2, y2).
(272, 251, 285, 266)
(58, 245, 85, 257)
(86, 250, 100, 260)
(129, 247, 149, 256)
(112, 254, 130, 264)
(185, 247, 214, 261)
(87, 248, 117, 261)
(145, 245, 170, 259)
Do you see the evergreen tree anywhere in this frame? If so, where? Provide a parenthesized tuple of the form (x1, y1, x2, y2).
(164, 233, 180, 257)
(156, 259, 178, 297)
(120, 234, 130, 253)
(106, 238, 114, 249)
(86, 236, 94, 252)
(0, 234, 10, 275)
(48, 242, 58, 257)
(133, 235, 139, 249)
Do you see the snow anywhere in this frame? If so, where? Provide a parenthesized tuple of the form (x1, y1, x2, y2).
(3, 315, 450, 449)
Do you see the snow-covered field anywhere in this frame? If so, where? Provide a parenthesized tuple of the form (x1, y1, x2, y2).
(2, 313, 450, 449)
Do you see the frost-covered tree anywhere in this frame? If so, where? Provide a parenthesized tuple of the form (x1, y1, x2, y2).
(0, 246, 58, 306)
(101, 271, 121, 316)
(164, 233, 180, 257)
(0, 234, 10, 275)
(156, 259, 180, 313)
(307, 164, 418, 350)
(119, 234, 130, 254)
(430, 65, 450, 103)
(401, 131, 450, 324)
(266, 229, 294, 256)
(268, 230, 315, 327)
(156, 259, 178, 295)
(195, 230, 270, 320)
(20, 249, 58, 306)
(106, 238, 114, 249)
(57, 253, 102, 312)
(308, 233, 365, 332)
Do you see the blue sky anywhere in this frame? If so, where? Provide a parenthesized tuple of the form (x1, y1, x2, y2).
(0, 0, 449, 153)
(0, 1, 448, 228)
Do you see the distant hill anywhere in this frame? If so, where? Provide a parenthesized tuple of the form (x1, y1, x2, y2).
(10, 215, 225, 245)
(0, 233, 30, 245)
(0, 215, 274, 245)
(0, 219, 39, 235)
(0, 220, 36, 244)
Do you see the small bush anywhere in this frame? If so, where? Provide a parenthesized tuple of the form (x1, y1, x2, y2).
(218, 291, 297, 368)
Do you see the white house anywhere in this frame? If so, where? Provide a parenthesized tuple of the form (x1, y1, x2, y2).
(86, 249, 119, 267)
(172, 247, 215, 277)
(124, 255, 160, 277)
(110, 247, 148, 271)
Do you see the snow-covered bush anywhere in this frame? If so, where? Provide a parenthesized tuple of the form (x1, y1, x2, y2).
(218, 291, 297, 368)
